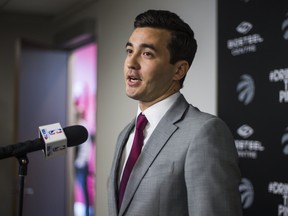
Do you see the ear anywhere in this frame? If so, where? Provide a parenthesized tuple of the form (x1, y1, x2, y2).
(173, 60, 189, 81)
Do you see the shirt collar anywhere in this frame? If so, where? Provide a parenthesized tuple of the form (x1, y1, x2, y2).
(136, 92, 181, 128)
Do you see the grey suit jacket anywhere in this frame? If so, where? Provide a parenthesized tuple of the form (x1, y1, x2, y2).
(108, 94, 243, 216)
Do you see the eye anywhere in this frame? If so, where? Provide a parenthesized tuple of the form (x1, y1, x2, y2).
(126, 48, 133, 55)
(143, 51, 154, 58)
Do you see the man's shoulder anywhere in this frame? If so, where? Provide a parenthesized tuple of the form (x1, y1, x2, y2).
(183, 104, 227, 126)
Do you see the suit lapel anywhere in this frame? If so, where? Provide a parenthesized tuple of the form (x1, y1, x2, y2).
(119, 95, 189, 215)
(109, 120, 135, 216)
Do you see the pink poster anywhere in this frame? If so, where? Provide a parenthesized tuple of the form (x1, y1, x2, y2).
(69, 43, 97, 216)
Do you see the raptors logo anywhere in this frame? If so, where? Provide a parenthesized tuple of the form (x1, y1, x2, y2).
(237, 74, 255, 105)
(239, 178, 254, 209)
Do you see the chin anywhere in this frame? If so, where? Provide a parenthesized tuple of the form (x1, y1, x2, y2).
(126, 92, 141, 101)
(126, 94, 138, 100)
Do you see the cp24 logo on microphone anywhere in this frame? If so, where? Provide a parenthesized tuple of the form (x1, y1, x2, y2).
(41, 128, 63, 140)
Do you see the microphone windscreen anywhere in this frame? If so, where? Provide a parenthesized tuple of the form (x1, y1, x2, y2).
(64, 125, 89, 147)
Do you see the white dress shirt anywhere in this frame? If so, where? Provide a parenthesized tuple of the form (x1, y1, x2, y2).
(118, 92, 181, 185)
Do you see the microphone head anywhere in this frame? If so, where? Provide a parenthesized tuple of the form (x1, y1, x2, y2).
(63, 125, 89, 147)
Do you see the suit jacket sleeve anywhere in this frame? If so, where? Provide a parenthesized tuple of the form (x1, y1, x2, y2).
(185, 117, 243, 216)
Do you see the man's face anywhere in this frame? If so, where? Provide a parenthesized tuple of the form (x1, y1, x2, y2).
(124, 27, 179, 109)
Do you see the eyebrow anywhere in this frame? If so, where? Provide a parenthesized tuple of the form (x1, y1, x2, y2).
(125, 42, 158, 52)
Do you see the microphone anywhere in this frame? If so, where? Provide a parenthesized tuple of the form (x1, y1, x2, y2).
(0, 125, 88, 160)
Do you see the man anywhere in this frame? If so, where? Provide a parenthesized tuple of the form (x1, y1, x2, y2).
(108, 9, 243, 216)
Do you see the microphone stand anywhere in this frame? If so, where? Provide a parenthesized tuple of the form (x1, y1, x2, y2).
(16, 154, 29, 216)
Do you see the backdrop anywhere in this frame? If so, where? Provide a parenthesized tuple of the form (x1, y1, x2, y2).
(218, 0, 288, 215)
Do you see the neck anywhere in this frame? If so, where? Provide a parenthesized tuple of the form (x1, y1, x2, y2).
(139, 90, 180, 111)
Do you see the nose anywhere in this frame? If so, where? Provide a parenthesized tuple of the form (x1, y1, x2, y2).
(125, 53, 140, 70)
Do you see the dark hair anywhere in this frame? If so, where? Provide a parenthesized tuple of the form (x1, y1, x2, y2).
(134, 10, 197, 87)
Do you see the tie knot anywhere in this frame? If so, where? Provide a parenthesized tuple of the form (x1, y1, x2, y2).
(136, 113, 148, 130)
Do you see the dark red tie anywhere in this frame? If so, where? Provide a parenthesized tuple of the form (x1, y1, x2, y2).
(118, 113, 148, 209)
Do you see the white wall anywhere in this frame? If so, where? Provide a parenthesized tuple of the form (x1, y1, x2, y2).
(65, 0, 217, 215)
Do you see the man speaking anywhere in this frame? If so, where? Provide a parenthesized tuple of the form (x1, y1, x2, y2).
(108, 9, 243, 216)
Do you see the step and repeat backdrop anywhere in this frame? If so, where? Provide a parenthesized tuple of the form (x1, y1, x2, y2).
(218, 0, 288, 215)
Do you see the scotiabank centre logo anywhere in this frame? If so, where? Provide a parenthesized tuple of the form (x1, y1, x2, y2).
(269, 68, 288, 103)
(235, 124, 265, 159)
(268, 181, 288, 215)
(227, 21, 264, 56)
(237, 74, 255, 105)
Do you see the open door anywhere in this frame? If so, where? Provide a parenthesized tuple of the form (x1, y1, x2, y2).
(18, 43, 69, 216)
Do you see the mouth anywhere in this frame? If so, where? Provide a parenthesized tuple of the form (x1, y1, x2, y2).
(128, 75, 142, 82)
(126, 75, 142, 86)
